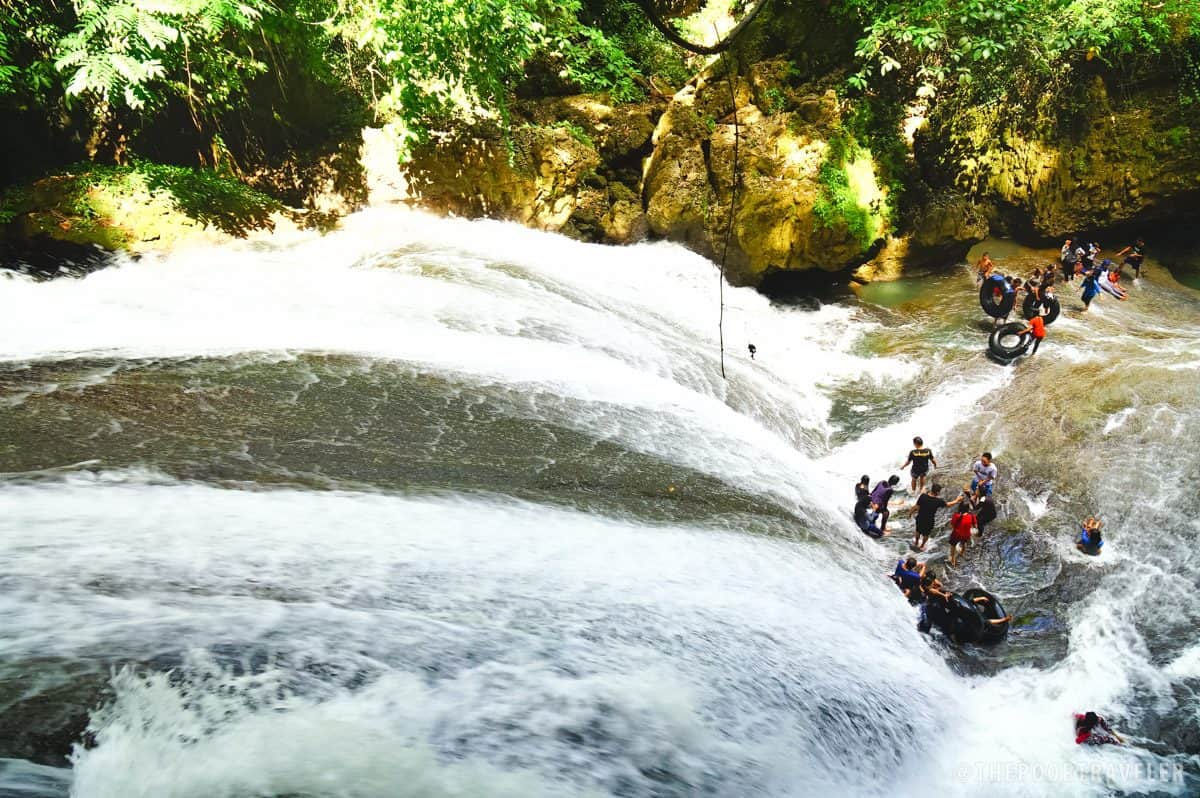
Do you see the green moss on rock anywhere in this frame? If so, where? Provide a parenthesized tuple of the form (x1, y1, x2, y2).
(1, 163, 282, 253)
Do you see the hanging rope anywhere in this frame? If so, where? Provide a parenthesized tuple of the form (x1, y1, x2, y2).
(633, 0, 773, 56)
(631, 2, 764, 379)
(715, 46, 742, 380)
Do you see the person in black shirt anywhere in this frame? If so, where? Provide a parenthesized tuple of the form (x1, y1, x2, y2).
(853, 474, 882, 537)
(908, 482, 960, 551)
(900, 436, 937, 493)
(1116, 238, 1145, 279)
(974, 494, 997, 537)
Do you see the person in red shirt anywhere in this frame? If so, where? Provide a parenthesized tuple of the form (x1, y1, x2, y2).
(1018, 314, 1046, 355)
(1074, 712, 1123, 745)
(949, 500, 976, 568)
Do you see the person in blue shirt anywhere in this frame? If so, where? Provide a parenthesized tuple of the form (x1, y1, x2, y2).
(1076, 517, 1104, 555)
(1081, 265, 1101, 311)
(892, 557, 926, 601)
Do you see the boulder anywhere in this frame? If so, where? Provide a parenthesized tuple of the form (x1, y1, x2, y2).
(643, 67, 888, 285)
(399, 96, 662, 245)
(920, 77, 1200, 238)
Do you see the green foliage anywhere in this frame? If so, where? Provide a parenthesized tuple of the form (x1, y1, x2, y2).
(0, 161, 280, 240)
(0, 183, 31, 225)
(836, 0, 1200, 106)
(812, 132, 884, 250)
(325, 0, 648, 139)
(135, 161, 281, 234)
(0, 27, 15, 94)
(763, 86, 788, 114)
(0, 2, 73, 105)
(1165, 124, 1191, 146)
(549, 120, 595, 148)
(843, 97, 909, 217)
(56, 0, 268, 114)
(557, 21, 642, 102)
(579, 0, 691, 88)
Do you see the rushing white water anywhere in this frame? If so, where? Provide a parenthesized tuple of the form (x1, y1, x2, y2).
(0, 208, 1197, 797)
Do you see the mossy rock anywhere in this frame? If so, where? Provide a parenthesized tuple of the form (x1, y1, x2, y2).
(1, 163, 282, 254)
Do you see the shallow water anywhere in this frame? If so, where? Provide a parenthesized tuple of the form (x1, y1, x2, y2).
(0, 213, 1197, 797)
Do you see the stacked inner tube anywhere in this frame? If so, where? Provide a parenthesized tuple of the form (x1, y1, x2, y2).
(1022, 292, 1061, 325)
(962, 588, 1010, 643)
(922, 590, 1008, 644)
(978, 276, 1016, 318)
(988, 321, 1030, 362)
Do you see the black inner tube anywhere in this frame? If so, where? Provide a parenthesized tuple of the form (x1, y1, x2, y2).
(979, 278, 1016, 318)
(989, 322, 1030, 359)
(963, 588, 1009, 643)
(1023, 293, 1061, 325)
(947, 594, 985, 644)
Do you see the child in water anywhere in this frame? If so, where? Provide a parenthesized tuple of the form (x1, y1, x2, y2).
(1076, 518, 1103, 555)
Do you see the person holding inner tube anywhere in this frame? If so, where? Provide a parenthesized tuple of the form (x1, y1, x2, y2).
(1076, 517, 1104, 555)
(980, 273, 1019, 326)
(1017, 313, 1047, 355)
(970, 593, 1013, 626)
(1037, 274, 1056, 311)
(916, 572, 951, 634)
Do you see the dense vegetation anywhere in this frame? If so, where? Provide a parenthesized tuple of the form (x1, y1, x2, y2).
(838, 0, 1200, 111)
(0, 0, 685, 180)
(1, 0, 1197, 243)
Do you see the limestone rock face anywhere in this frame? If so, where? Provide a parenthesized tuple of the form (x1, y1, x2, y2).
(921, 78, 1200, 238)
(908, 191, 990, 256)
(643, 67, 881, 285)
(400, 96, 661, 245)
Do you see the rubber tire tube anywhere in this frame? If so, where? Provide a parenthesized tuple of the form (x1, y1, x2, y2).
(1022, 293, 1061, 325)
(962, 588, 1009, 644)
(979, 278, 1016, 318)
(989, 322, 1030, 359)
(947, 593, 986, 644)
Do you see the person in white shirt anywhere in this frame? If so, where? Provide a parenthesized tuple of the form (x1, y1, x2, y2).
(971, 452, 997, 498)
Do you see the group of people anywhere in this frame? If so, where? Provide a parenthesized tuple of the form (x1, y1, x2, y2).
(974, 237, 1145, 357)
(976, 255, 1052, 351)
(892, 556, 1013, 633)
(1066, 237, 1144, 309)
(855, 440, 999, 569)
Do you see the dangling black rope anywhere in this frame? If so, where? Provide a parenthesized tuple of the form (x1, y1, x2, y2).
(632, 1, 765, 379)
(716, 48, 741, 381)
(632, 0, 773, 56)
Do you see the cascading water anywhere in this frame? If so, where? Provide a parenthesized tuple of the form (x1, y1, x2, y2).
(0, 209, 1196, 797)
